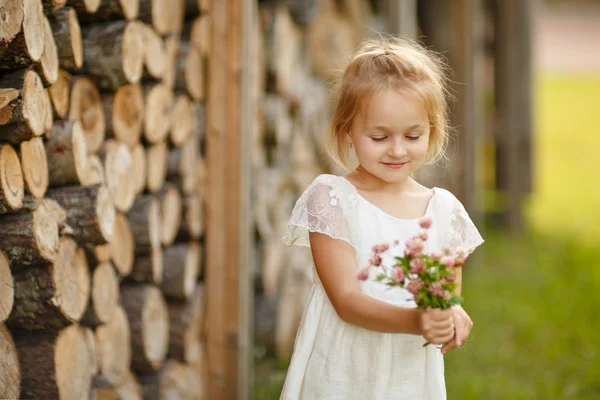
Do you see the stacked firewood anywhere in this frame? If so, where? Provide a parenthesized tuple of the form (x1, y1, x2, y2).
(253, 0, 372, 360)
(0, 0, 209, 398)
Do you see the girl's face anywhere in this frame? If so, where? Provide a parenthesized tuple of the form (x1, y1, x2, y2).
(348, 89, 430, 184)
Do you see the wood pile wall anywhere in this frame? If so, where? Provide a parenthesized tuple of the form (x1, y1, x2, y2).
(0, 0, 210, 398)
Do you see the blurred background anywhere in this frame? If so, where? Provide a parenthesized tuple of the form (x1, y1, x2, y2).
(251, 0, 600, 399)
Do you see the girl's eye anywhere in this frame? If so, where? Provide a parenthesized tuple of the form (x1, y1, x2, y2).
(407, 136, 420, 141)
(371, 137, 386, 142)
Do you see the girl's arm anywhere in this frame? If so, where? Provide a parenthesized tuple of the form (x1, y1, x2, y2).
(310, 231, 453, 339)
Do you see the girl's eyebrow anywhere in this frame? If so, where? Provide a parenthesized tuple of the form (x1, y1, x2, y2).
(369, 124, 423, 133)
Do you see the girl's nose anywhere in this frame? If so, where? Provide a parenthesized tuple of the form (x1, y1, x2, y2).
(389, 139, 407, 158)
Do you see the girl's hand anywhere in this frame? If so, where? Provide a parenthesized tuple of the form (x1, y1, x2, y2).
(441, 305, 473, 355)
(418, 308, 455, 345)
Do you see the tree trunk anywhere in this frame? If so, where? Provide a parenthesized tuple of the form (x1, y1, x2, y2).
(0, 197, 59, 265)
(48, 7, 83, 71)
(48, 69, 71, 118)
(0, 68, 46, 142)
(130, 143, 146, 196)
(19, 137, 49, 198)
(0, 0, 45, 70)
(139, 360, 204, 400)
(65, 0, 101, 14)
(143, 83, 172, 143)
(0, 252, 14, 323)
(0, 144, 24, 214)
(77, 0, 139, 22)
(120, 284, 169, 373)
(99, 140, 135, 212)
(81, 154, 105, 186)
(41, 0, 67, 13)
(8, 237, 90, 331)
(128, 245, 162, 284)
(146, 140, 167, 193)
(127, 195, 160, 253)
(169, 94, 194, 146)
(81, 262, 119, 327)
(33, 15, 59, 86)
(68, 76, 105, 153)
(166, 133, 198, 194)
(95, 306, 131, 386)
(45, 120, 88, 187)
(80, 20, 144, 90)
(16, 324, 95, 399)
(157, 183, 181, 246)
(175, 42, 204, 101)
(137, 0, 172, 36)
(162, 35, 179, 89)
(168, 283, 204, 364)
(177, 192, 203, 241)
(109, 212, 134, 277)
(46, 184, 115, 245)
(161, 242, 200, 301)
(141, 23, 166, 80)
(0, 324, 20, 400)
(102, 83, 144, 148)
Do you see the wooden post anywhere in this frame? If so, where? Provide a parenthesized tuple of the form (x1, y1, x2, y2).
(387, 0, 418, 39)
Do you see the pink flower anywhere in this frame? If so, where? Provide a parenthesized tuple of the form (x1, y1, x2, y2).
(442, 246, 453, 256)
(431, 250, 444, 260)
(369, 256, 382, 267)
(418, 232, 428, 241)
(445, 272, 456, 282)
(393, 240, 399, 246)
(454, 254, 467, 267)
(440, 256, 455, 268)
(407, 279, 424, 295)
(356, 266, 370, 281)
(372, 243, 390, 255)
(405, 238, 425, 257)
(428, 282, 444, 297)
(443, 290, 452, 300)
(391, 267, 405, 283)
(419, 217, 433, 229)
(409, 258, 425, 274)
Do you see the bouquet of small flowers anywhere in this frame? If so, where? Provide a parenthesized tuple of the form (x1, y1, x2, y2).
(357, 217, 472, 344)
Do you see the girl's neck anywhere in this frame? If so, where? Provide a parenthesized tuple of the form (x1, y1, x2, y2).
(346, 166, 419, 194)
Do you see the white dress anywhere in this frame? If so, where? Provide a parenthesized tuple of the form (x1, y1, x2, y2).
(280, 174, 484, 400)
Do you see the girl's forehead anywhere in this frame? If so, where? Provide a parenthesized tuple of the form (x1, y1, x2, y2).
(360, 89, 429, 129)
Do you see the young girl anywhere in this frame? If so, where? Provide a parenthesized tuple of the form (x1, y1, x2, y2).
(281, 37, 484, 399)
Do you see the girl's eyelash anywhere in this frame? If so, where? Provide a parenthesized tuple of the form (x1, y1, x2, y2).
(371, 137, 386, 142)
(407, 136, 420, 140)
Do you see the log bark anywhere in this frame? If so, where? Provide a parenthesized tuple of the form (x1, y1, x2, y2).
(128, 245, 162, 284)
(146, 140, 167, 193)
(8, 237, 90, 331)
(19, 196, 69, 235)
(81, 154, 104, 186)
(0, 196, 59, 265)
(102, 83, 144, 148)
(0, 252, 14, 323)
(166, 133, 198, 194)
(48, 7, 83, 71)
(161, 242, 200, 301)
(121, 284, 169, 373)
(137, 0, 172, 36)
(19, 136, 49, 198)
(115, 371, 143, 400)
(100, 140, 135, 212)
(81, 261, 119, 327)
(45, 120, 88, 187)
(0, 324, 20, 400)
(46, 184, 115, 245)
(0, 0, 45, 70)
(15, 324, 94, 399)
(169, 94, 194, 146)
(162, 34, 179, 88)
(130, 143, 146, 196)
(34, 15, 59, 86)
(177, 192, 203, 241)
(143, 83, 172, 143)
(80, 20, 144, 90)
(48, 69, 71, 118)
(65, 0, 101, 14)
(141, 23, 165, 80)
(157, 183, 181, 246)
(139, 360, 204, 400)
(41, 0, 67, 13)
(95, 306, 131, 386)
(109, 212, 134, 277)
(175, 42, 204, 101)
(167, 283, 204, 364)
(68, 76, 105, 153)
(0, 68, 46, 142)
(0, 144, 24, 214)
(77, 0, 139, 22)
(127, 195, 160, 253)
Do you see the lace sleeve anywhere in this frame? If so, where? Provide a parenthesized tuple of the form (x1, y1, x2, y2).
(443, 197, 484, 253)
(281, 182, 357, 251)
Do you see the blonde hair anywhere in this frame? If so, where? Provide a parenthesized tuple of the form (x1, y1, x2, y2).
(328, 36, 452, 170)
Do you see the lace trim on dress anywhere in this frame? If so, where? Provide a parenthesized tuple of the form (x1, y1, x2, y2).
(443, 197, 484, 252)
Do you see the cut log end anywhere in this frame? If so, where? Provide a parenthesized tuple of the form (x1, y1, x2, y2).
(46, 120, 89, 187)
(23, 0, 46, 63)
(55, 325, 95, 398)
(103, 141, 134, 212)
(122, 21, 145, 84)
(110, 213, 134, 277)
(146, 141, 167, 193)
(159, 184, 181, 245)
(116, 371, 142, 400)
(130, 144, 146, 196)
(90, 262, 119, 324)
(81, 154, 104, 186)
(68, 7, 83, 70)
(95, 306, 131, 386)
(0, 324, 20, 400)
(0, 1, 25, 43)
(143, 84, 172, 143)
(33, 198, 60, 264)
(0, 252, 14, 322)
(185, 45, 204, 101)
(97, 185, 116, 243)
(20, 137, 49, 198)
(142, 24, 166, 80)
(48, 70, 71, 119)
(69, 77, 105, 154)
(112, 83, 144, 147)
(23, 68, 47, 138)
(169, 94, 193, 146)
(51, 241, 91, 322)
(37, 16, 59, 86)
(0, 144, 24, 213)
